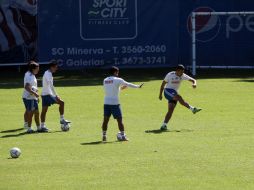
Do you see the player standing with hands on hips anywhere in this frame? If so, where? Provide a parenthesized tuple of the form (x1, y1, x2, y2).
(159, 65, 202, 131)
(22, 61, 40, 133)
(40, 60, 71, 132)
(102, 66, 144, 142)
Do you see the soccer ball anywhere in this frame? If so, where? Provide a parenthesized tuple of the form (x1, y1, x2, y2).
(10, 147, 21, 158)
(116, 132, 123, 141)
(31, 86, 38, 92)
(61, 123, 70, 132)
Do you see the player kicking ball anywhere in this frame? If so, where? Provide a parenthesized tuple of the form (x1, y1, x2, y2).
(40, 60, 71, 132)
(102, 66, 144, 142)
(159, 64, 202, 131)
(22, 61, 40, 133)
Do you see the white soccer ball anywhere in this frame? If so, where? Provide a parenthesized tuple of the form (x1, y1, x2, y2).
(10, 147, 21, 158)
(61, 123, 70, 132)
(116, 132, 123, 141)
(31, 86, 38, 92)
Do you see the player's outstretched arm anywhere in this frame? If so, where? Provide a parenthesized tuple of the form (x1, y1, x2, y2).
(159, 81, 167, 100)
(121, 80, 144, 89)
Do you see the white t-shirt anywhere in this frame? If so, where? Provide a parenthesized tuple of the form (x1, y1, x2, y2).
(103, 76, 139, 105)
(41, 70, 56, 96)
(164, 71, 192, 91)
(22, 71, 38, 100)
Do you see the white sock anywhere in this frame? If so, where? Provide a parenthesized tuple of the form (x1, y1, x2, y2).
(24, 122, 28, 127)
(41, 122, 45, 127)
(189, 106, 194, 111)
(37, 126, 41, 130)
(60, 115, 64, 120)
(161, 122, 167, 127)
(102, 131, 107, 136)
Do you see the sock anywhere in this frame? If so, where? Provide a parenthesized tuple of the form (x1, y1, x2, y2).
(189, 105, 194, 111)
(162, 122, 167, 127)
(102, 131, 107, 136)
(37, 125, 41, 130)
(41, 122, 45, 127)
(24, 122, 28, 127)
(120, 131, 125, 136)
(60, 115, 64, 120)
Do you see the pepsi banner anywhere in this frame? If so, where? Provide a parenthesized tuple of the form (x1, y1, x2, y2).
(178, 1, 254, 67)
(38, 0, 179, 69)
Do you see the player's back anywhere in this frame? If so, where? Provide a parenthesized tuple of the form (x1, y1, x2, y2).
(42, 70, 53, 96)
(103, 76, 122, 105)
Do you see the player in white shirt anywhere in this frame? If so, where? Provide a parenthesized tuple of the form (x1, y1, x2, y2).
(159, 65, 202, 131)
(22, 61, 40, 133)
(40, 60, 71, 132)
(102, 66, 144, 142)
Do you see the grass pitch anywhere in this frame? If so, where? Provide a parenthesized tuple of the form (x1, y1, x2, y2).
(0, 72, 253, 190)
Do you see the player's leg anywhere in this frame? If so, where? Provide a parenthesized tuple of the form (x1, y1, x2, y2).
(34, 109, 40, 131)
(26, 111, 34, 133)
(55, 96, 71, 125)
(174, 95, 202, 114)
(23, 99, 35, 133)
(113, 105, 128, 141)
(24, 110, 28, 129)
(161, 102, 176, 131)
(102, 116, 110, 142)
(40, 105, 49, 132)
(102, 105, 111, 142)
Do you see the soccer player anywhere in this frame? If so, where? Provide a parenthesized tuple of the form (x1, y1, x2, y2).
(24, 62, 40, 130)
(159, 64, 202, 131)
(22, 61, 40, 133)
(40, 60, 70, 132)
(101, 66, 144, 142)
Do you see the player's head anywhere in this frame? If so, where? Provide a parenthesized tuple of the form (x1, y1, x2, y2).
(49, 60, 58, 73)
(109, 66, 119, 76)
(175, 64, 185, 76)
(28, 61, 39, 75)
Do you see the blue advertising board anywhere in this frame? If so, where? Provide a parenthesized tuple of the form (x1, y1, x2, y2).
(38, 0, 179, 69)
(38, 0, 254, 69)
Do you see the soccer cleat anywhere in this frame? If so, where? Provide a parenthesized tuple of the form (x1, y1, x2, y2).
(60, 119, 71, 125)
(26, 128, 34, 134)
(160, 125, 168, 131)
(102, 135, 107, 142)
(192, 107, 202, 114)
(121, 135, 129, 141)
(38, 126, 49, 133)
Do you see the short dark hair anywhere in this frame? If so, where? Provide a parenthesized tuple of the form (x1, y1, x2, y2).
(49, 60, 58, 69)
(109, 66, 119, 75)
(176, 64, 185, 71)
(28, 61, 39, 72)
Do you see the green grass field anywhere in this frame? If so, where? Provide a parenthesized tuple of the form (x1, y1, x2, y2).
(0, 72, 254, 190)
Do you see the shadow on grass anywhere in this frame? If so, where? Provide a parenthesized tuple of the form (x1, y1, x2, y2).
(145, 129, 194, 134)
(1, 128, 24, 133)
(233, 79, 254, 83)
(80, 141, 120, 145)
(1, 130, 63, 138)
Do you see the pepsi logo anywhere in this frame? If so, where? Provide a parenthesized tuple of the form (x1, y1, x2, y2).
(187, 7, 221, 42)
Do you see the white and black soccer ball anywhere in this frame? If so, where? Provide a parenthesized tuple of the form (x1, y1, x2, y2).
(31, 86, 38, 92)
(117, 132, 123, 141)
(10, 147, 21, 158)
(61, 123, 70, 132)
